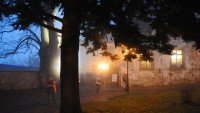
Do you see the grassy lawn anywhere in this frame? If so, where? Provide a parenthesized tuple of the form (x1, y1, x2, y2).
(82, 89, 200, 113)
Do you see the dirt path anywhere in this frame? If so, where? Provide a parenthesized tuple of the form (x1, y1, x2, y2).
(80, 86, 126, 103)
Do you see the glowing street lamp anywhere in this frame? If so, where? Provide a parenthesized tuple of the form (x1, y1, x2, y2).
(97, 63, 109, 87)
(97, 63, 109, 71)
(122, 48, 136, 94)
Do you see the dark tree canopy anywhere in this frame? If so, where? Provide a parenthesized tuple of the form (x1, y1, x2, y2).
(1, 0, 200, 112)
(1, 0, 200, 58)
(0, 0, 61, 32)
(144, 0, 200, 50)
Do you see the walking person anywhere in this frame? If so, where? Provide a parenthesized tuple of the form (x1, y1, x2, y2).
(46, 76, 56, 104)
(96, 75, 101, 93)
(123, 73, 128, 91)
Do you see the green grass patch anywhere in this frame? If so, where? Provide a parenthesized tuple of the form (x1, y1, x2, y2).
(82, 90, 200, 113)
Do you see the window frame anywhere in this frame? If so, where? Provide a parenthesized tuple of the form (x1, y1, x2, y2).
(140, 60, 154, 71)
(170, 49, 185, 70)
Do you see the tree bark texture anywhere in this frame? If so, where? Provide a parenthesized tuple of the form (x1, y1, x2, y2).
(39, 7, 59, 85)
(60, 0, 82, 113)
(39, 25, 50, 85)
(47, 7, 60, 82)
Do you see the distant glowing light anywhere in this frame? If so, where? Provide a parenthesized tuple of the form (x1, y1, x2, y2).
(123, 48, 135, 55)
(97, 63, 109, 70)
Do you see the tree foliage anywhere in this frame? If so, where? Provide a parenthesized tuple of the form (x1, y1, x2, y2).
(1, 0, 200, 59)
(1, 0, 200, 113)
(144, 0, 200, 50)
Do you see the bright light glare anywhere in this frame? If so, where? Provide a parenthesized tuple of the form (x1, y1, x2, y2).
(98, 63, 109, 70)
(53, 57, 60, 76)
(58, 36, 62, 43)
(58, 33, 62, 47)
(57, 57, 61, 74)
(171, 55, 176, 60)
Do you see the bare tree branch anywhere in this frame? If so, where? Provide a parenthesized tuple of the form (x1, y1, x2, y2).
(0, 27, 41, 58)
(0, 36, 40, 58)
(25, 28, 41, 44)
(27, 43, 40, 50)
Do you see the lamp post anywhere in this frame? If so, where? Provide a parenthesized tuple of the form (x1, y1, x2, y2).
(123, 48, 136, 94)
(126, 59, 129, 94)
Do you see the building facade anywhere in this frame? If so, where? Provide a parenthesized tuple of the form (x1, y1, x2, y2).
(79, 21, 200, 87)
(119, 39, 200, 87)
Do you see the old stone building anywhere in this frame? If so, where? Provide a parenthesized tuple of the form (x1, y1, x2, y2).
(79, 21, 200, 87)
(117, 21, 200, 87)
(119, 39, 200, 87)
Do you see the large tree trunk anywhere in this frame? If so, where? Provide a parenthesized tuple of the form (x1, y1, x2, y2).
(47, 8, 60, 82)
(39, 23, 50, 85)
(39, 7, 59, 85)
(60, 0, 82, 113)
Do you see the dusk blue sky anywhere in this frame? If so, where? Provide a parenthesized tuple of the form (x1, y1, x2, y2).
(0, 10, 63, 68)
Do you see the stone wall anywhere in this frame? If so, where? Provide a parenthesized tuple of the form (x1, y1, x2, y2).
(0, 71, 47, 90)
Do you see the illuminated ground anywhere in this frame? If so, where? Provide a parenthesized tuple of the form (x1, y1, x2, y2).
(82, 85, 200, 113)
